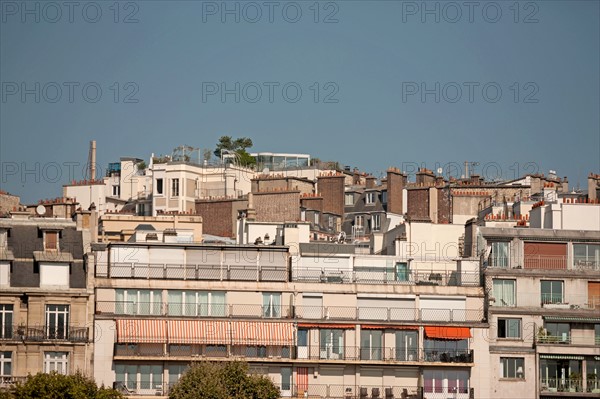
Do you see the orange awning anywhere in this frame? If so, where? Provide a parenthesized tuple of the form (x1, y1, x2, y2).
(167, 320, 230, 344)
(361, 324, 419, 330)
(231, 321, 294, 346)
(424, 326, 471, 340)
(297, 323, 356, 329)
(117, 319, 167, 343)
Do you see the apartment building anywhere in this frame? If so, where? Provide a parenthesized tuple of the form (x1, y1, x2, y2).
(472, 200, 600, 399)
(90, 228, 490, 399)
(0, 211, 95, 386)
(64, 157, 152, 217)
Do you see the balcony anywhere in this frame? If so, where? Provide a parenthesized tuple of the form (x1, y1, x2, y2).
(489, 256, 600, 271)
(114, 343, 474, 365)
(540, 378, 584, 393)
(0, 376, 27, 388)
(293, 268, 480, 287)
(96, 302, 485, 323)
(98, 262, 288, 282)
(491, 293, 599, 310)
(535, 334, 600, 346)
(114, 382, 425, 398)
(0, 325, 89, 343)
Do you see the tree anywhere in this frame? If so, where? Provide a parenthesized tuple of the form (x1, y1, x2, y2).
(214, 136, 256, 167)
(5, 372, 124, 399)
(168, 361, 280, 399)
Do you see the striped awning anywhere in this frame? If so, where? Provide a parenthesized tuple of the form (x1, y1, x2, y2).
(425, 326, 471, 340)
(540, 354, 584, 360)
(361, 324, 419, 330)
(167, 320, 230, 344)
(297, 323, 355, 329)
(231, 321, 294, 346)
(543, 316, 600, 323)
(117, 319, 167, 343)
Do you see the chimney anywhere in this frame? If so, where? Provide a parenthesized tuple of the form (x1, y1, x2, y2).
(561, 177, 568, 193)
(317, 173, 345, 217)
(365, 175, 376, 189)
(387, 167, 406, 215)
(416, 168, 435, 186)
(589, 173, 600, 201)
(470, 174, 481, 185)
(353, 168, 361, 185)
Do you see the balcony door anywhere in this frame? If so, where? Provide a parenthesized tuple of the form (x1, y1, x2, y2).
(46, 305, 69, 339)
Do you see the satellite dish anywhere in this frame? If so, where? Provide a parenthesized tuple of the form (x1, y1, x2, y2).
(36, 205, 46, 216)
(262, 168, 270, 174)
(437, 168, 443, 175)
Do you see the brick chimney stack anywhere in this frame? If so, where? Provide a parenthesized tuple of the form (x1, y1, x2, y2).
(317, 172, 345, 217)
(365, 175, 376, 189)
(416, 168, 436, 186)
(387, 167, 406, 215)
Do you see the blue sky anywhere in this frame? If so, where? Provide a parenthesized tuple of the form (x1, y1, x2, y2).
(1, 0, 599, 203)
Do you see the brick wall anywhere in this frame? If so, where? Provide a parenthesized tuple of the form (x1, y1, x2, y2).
(195, 198, 247, 237)
(317, 174, 345, 216)
(407, 188, 430, 221)
(437, 187, 451, 224)
(387, 168, 406, 215)
(301, 196, 323, 212)
(253, 191, 300, 222)
(0, 193, 21, 216)
(252, 177, 314, 195)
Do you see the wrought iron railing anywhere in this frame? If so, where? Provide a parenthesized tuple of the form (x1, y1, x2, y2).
(0, 325, 89, 342)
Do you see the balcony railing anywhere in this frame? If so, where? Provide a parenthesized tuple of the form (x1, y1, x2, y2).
(536, 334, 600, 346)
(540, 378, 584, 393)
(98, 262, 288, 282)
(0, 376, 27, 388)
(114, 344, 474, 365)
(292, 268, 480, 287)
(491, 293, 599, 310)
(113, 381, 425, 398)
(489, 256, 600, 271)
(96, 302, 485, 323)
(0, 325, 89, 342)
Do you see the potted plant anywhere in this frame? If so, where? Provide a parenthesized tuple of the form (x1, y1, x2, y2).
(569, 372, 582, 392)
(587, 373, 599, 393)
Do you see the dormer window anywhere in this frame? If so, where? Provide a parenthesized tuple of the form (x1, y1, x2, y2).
(0, 229, 8, 248)
(365, 192, 376, 205)
(44, 231, 59, 251)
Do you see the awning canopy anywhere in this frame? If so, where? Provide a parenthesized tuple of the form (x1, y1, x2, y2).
(117, 319, 167, 343)
(167, 320, 230, 344)
(361, 325, 419, 330)
(540, 354, 584, 360)
(297, 323, 355, 329)
(424, 326, 471, 340)
(543, 316, 600, 323)
(231, 321, 294, 346)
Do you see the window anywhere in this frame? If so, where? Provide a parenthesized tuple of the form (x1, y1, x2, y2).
(116, 289, 162, 315)
(314, 212, 320, 226)
(328, 215, 335, 230)
(381, 191, 388, 204)
(39, 262, 70, 288)
(0, 261, 9, 288)
(281, 367, 292, 392)
(0, 305, 13, 339)
(395, 330, 418, 361)
(500, 357, 525, 379)
(543, 322, 570, 343)
(372, 214, 381, 231)
(171, 178, 179, 197)
(490, 242, 509, 267)
(345, 193, 354, 206)
(262, 293, 281, 318)
(360, 329, 382, 360)
(44, 352, 68, 374)
(573, 243, 600, 268)
(0, 352, 11, 376)
(44, 231, 59, 250)
(595, 324, 600, 345)
(424, 370, 468, 394)
(395, 262, 409, 282)
(115, 364, 162, 393)
(493, 279, 516, 306)
(424, 338, 469, 362)
(300, 210, 306, 221)
(298, 329, 308, 347)
(365, 192, 376, 204)
(46, 305, 69, 339)
(156, 178, 163, 195)
(355, 215, 365, 228)
(497, 318, 521, 339)
(168, 364, 188, 387)
(112, 185, 120, 197)
(320, 329, 344, 359)
(167, 291, 226, 317)
(541, 280, 564, 304)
